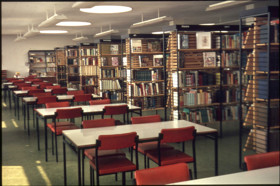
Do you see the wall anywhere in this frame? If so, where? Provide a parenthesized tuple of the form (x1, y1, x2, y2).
(1, 35, 94, 78)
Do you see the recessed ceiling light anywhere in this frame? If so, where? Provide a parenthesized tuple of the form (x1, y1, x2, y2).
(199, 23, 215, 26)
(56, 21, 91, 26)
(40, 30, 68, 34)
(80, 5, 132, 14)
(152, 31, 171, 35)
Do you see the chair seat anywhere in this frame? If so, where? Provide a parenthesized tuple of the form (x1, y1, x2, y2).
(48, 125, 79, 135)
(84, 148, 126, 161)
(146, 149, 194, 166)
(47, 121, 75, 128)
(135, 142, 174, 154)
(90, 155, 137, 175)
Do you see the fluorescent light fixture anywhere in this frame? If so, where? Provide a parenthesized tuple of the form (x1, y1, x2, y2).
(14, 33, 26, 42)
(72, 2, 95, 8)
(73, 33, 88, 41)
(39, 13, 67, 27)
(152, 31, 171, 35)
(206, 0, 250, 11)
(94, 29, 119, 38)
(40, 30, 68, 34)
(80, 5, 132, 14)
(199, 23, 215, 26)
(23, 25, 40, 38)
(131, 16, 173, 28)
(56, 21, 91, 26)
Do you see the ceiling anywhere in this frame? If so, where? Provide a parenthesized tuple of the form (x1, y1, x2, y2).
(1, 1, 279, 39)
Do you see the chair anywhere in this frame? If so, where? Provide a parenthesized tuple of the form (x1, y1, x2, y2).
(146, 126, 197, 179)
(21, 86, 38, 91)
(67, 90, 84, 95)
(134, 163, 190, 185)
(47, 107, 82, 162)
(51, 87, 68, 95)
(73, 94, 92, 105)
(244, 151, 280, 171)
(30, 78, 43, 83)
(131, 115, 174, 168)
(89, 132, 138, 185)
(89, 99, 111, 106)
(31, 92, 52, 97)
(38, 82, 53, 89)
(46, 85, 61, 89)
(102, 105, 129, 125)
(16, 83, 31, 90)
(27, 89, 45, 96)
(36, 96, 57, 106)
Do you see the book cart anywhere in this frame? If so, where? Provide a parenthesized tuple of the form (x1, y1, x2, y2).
(239, 6, 279, 168)
(98, 39, 126, 102)
(163, 25, 240, 136)
(79, 43, 99, 94)
(122, 34, 167, 117)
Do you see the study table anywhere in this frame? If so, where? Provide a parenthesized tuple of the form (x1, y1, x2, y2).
(170, 166, 280, 185)
(62, 120, 218, 186)
(35, 103, 142, 163)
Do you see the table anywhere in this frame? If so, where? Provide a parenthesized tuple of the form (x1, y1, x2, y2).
(35, 103, 142, 162)
(62, 120, 218, 186)
(170, 166, 280, 185)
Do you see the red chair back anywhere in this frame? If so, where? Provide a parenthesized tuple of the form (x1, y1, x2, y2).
(36, 96, 57, 105)
(103, 105, 128, 115)
(244, 151, 280, 171)
(46, 85, 61, 89)
(131, 115, 161, 124)
(74, 94, 92, 102)
(39, 82, 53, 89)
(67, 90, 84, 95)
(161, 126, 195, 143)
(28, 89, 45, 96)
(135, 163, 190, 185)
(51, 87, 68, 95)
(32, 92, 52, 97)
(6, 78, 18, 82)
(17, 83, 31, 89)
(97, 132, 137, 150)
(55, 107, 83, 119)
(10, 79, 24, 83)
(30, 79, 43, 83)
(21, 86, 38, 90)
(82, 118, 115, 129)
(89, 99, 111, 105)
(45, 101, 70, 108)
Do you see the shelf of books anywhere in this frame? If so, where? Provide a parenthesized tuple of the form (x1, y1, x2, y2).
(28, 50, 55, 78)
(123, 34, 166, 112)
(239, 6, 279, 164)
(79, 43, 99, 94)
(98, 39, 126, 102)
(163, 25, 239, 135)
(65, 45, 79, 89)
(55, 47, 67, 87)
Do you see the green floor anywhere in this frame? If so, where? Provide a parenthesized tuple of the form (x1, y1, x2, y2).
(2, 93, 254, 185)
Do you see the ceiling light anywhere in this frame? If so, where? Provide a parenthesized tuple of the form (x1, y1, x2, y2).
(80, 5, 132, 14)
(14, 33, 26, 42)
(38, 8, 67, 27)
(56, 21, 91, 26)
(73, 33, 88, 41)
(23, 25, 40, 38)
(40, 30, 68, 34)
(94, 29, 119, 38)
(72, 2, 95, 8)
(131, 16, 172, 28)
(152, 31, 171, 35)
(206, 0, 251, 11)
(199, 23, 215, 26)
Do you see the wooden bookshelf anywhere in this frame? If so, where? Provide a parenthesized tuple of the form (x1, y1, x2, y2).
(65, 45, 79, 89)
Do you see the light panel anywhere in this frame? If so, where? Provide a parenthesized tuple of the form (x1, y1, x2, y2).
(131, 16, 172, 28)
(56, 21, 91, 26)
(40, 30, 68, 34)
(38, 14, 67, 28)
(80, 5, 132, 14)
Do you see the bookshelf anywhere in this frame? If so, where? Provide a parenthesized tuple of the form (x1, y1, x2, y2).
(28, 50, 55, 78)
(55, 47, 67, 87)
(79, 43, 99, 94)
(98, 39, 126, 102)
(239, 6, 279, 167)
(65, 45, 79, 89)
(163, 25, 240, 135)
(123, 34, 166, 114)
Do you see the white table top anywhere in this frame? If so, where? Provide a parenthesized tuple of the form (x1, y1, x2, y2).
(171, 166, 280, 185)
(22, 95, 74, 102)
(62, 120, 217, 148)
(44, 87, 77, 92)
(35, 103, 141, 118)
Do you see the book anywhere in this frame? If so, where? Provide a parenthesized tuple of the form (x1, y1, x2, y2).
(153, 54, 163, 66)
(179, 34, 189, 49)
(131, 39, 142, 53)
(101, 57, 108, 66)
(203, 52, 216, 67)
(139, 55, 149, 67)
(111, 57, 119, 66)
(110, 44, 119, 54)
(147, 40, 162, 52)
(196, 32, 211, 49)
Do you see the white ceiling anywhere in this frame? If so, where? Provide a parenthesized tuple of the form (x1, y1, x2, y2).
(1, 1, 279, 38)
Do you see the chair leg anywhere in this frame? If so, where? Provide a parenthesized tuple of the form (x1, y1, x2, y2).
(115, 173, 118, 181)
(90, 166, 92, 186)
(194, 162, 197, 179)
(55, 134, 58, 162)
(51, 132, 54, 155)
(189, 169, 193, 180)
(122, 172, 126, 186)
(144, 155, 147, 169)
(96, 171, 99, 186)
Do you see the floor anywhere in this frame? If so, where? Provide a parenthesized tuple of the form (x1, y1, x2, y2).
(1, 91, 254, 185)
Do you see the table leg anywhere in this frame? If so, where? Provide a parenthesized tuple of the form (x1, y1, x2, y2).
(44, 118, 48, 162)
(9, 89, 11, 109)
(78, 149, 81, 186)
(27, 104, 30, 136)
(63, 136, 67, 186)
(4, 87, 7, 102)
(14, 94, 16, 117)
(17, 97, 20, 120)
(23, 101, 26, 130)
(36, 114, 40, 151)
(214, 133, 218, 176)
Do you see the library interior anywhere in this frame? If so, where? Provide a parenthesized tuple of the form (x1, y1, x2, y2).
(1, 1, 279, 185)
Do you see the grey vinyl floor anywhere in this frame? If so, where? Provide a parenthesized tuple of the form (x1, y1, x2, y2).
(1, 92, 254, 185)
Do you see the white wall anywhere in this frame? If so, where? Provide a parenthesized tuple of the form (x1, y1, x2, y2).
(1, 35, 94, 78)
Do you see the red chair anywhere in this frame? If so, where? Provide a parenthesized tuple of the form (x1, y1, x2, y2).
(46, 85, 61, 89)
(51, 87, 68, 95)
(73, 94, 92, 105)
(30, 79, 43, 83)
(16, 83, 31, 90)
(82, 118, 115, 129)
(67, 90, 84, 95)
(38, 82, 53, 89)
(36, 96, 57, 106)
(89, 99, 111, 105)
(135, 163, 190, 185)
(103, 105, 129, 125)
(131, 115, 174, 168)
(27, 89, 45, 96)
(10, 79, 24, 83)
(146, 126, 197, 179)
(244, 151, 280, 171)
(21, 86, 38, 91)
(6, 78, 18, 82)
(31, 92, 52, 97)
(89, 132, 138, 185)
(47, 107, 82, 162)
